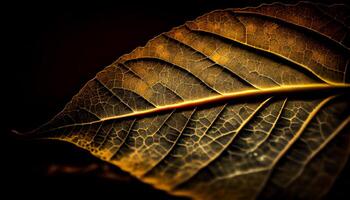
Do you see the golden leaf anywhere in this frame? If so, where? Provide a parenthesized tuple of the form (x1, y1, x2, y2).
(21, 2, 350, 200)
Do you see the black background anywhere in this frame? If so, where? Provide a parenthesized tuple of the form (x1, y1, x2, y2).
(2, 0, 350, 199)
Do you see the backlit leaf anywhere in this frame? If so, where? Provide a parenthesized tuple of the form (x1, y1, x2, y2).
(22, 2, 350, 200)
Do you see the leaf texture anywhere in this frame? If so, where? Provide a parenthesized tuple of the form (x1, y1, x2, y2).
(25, 2, 350, 200)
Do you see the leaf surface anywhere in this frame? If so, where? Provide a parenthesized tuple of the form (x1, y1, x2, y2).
(26, 2, 350, 200)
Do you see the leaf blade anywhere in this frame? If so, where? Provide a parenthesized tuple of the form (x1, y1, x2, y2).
(24, 2, 350, 200)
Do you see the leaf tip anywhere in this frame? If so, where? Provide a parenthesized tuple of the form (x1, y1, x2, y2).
(11, 129, 21, 135)
(10, 128, 39, 139)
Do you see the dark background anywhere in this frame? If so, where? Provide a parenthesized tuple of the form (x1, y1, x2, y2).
(2, 0, 349, 199)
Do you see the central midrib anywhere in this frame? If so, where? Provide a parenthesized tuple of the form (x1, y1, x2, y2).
(43, 83, 350, 132)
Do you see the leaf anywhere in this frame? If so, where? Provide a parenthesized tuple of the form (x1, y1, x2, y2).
(22, 2, 350, 200)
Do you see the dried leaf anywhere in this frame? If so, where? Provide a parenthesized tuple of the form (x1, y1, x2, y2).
(22, 2, 350, 200)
